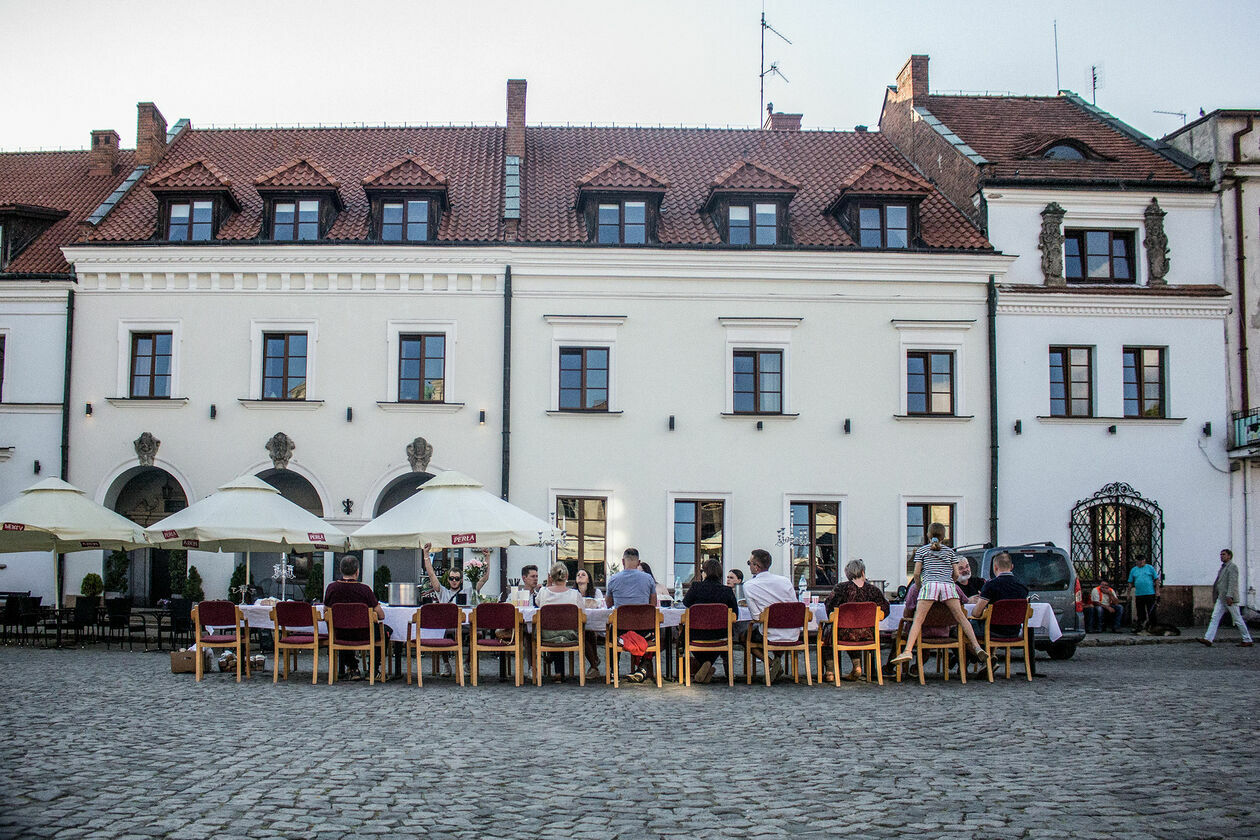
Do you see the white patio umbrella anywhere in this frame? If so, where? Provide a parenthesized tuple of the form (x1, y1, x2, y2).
(0, 477, 149, 605)
(349, 470, 562, 550)
(144, 474, 349, 599)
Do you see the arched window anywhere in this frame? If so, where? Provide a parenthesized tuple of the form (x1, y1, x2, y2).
(1043, 143, 1087, 160)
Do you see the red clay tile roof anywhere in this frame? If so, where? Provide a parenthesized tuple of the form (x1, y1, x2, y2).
(254, 156, 341, 189)
(361, 155, 448, 189)
(838, 161, 933, 195)
(85, 124, 989, 250)
(0, 149, 137, 274)
(925, 95, 1198, 184)
(147, 158, 232, 189)
(710, 159, 800, 191)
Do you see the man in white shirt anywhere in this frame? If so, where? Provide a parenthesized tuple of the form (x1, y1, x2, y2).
(743, 548, 799, 682)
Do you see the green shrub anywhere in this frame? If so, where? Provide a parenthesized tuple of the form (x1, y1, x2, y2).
(184, 565, 205, 602)
(373, 565, 391, 602)
(80, 573, 104, 598)
(103, 550, 130, 594)
(228, 562, 253, 604)
(167, 550, 188, 596)
(304, 559, 325, 602)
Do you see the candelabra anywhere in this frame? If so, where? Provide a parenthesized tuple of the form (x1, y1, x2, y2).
(272, 560, 295, 601)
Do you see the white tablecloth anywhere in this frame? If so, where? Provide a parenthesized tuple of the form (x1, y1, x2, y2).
(879, 602, 1062, 641)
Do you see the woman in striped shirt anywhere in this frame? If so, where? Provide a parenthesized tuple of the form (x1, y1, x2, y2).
(890, 522, 990, 665)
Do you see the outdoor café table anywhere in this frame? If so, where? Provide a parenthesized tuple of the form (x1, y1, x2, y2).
(878, 601, 1061, 676)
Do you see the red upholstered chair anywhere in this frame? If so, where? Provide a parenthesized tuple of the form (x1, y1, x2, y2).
(325, 602, 384, 685)
(748, 602, 812, 686)
(533, 604, 587, 686)
(909, 601, 967, 685)
(973, 599, 1033, 682)
(192, 600, 250, 683)
(677, 603, 736, 687)
(606, 604, 663, 688)
(407, 603, 465, 687)
(817, 602, 885, 687)
(469, 603, 522, 686)
(271, 601, 325, 684)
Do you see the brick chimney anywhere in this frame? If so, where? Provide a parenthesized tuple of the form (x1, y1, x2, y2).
(506, 79, 527, 158)
(890, 54, 930, 107)
(88, 129, 120, 176)
(136, 102, 168, 167)
(763, 109, 802, 131)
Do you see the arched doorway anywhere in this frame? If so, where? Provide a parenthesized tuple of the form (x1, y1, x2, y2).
(249, 469, 324, 599)
(1070, 482, 1164, 586)
(371, 472, 464, 593)
(109, 466, 189, 605)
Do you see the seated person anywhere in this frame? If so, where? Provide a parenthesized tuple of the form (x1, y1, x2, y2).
(639, 561, 674, 606)
(955, 559, 985, 601)
(605, 548, 658, 683)
(743, 548, 799, 683)
(422, 543, 488, 606)
(572, 568, 603, 679)
(726, 568, 745, 603)
(681, 558, 739, 683)
(1088, 580, 1125, 633)
(823, 558, 890, 682)
(323, 554, 386, 680)
(536, 562, 584, 682)
(971, 552, 1031, 638)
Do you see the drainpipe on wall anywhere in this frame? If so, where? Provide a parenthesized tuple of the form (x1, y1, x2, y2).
(987, 274, 999, 547)
(499, 265, 513, 594)
(1232, 116, 1254, 412)
(55, 287, 75, 605)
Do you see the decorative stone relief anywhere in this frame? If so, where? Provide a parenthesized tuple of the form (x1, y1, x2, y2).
(1038, 202, 1067, 286)
(265, 432, 295, 470)
(133, 432, 160, 466)
(1143, 198, 1169, 286)
(406, 437, 434, 472)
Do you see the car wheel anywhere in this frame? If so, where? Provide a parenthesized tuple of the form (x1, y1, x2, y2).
(1047, 641, 1077, 660)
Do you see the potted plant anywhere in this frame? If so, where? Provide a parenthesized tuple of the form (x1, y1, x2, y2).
(103, 550, 129, 597)
(80, 572, 104, 604)
(374, 565, 392, 602)
(304, 561, 325, 603)
(167, 550, 188, 597)
(184, 566, 205, 603)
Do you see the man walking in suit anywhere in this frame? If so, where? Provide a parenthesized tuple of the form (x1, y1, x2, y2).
(1199, 549, 1253, 648)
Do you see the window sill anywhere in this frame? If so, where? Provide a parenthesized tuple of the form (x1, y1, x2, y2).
(106, 398, 189, 409)
(237, 399, 325, 411)
(893, 414, 975, 422)
(720, 412, 800, 421)
(1035, 415, 1185, 425)
(377, 401, 465, 413)
(545, 410, 624, 417)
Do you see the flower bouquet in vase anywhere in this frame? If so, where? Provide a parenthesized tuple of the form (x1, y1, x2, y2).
(465, 550, 489, 599)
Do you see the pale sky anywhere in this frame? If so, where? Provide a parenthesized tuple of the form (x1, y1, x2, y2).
(3, 0, 1257, 152)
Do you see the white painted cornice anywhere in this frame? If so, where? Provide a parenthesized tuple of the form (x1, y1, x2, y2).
(997, 293, 1229, 319)
(983, 187, 1216, 211)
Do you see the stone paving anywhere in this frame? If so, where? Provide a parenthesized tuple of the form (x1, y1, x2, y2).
(0, 642, 1256, 840)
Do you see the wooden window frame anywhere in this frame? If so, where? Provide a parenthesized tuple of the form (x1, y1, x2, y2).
(906, 350, 955, 416)
(372, 195, 439, 242)
(265, 195, 332, 241)
(129, 332, 173, 398)
(905, 502, 956, 572)
(586, 196, 658, 245)
(1064, 229, 1136, 283)
(1123, 346, 1166, 418)
(1049, 346, 1094, 418)
(398, 333, 446, 403)
(854, 201, 913, 249)
(789, 501, 840, 589)
(557, 346, 610, 412)
(732, 349, 784, 415)
(0, 334, 5, 401)
(672, 499, 725, 586)
(261, 332, 308, 400)
(557, 496, 608, 587)
(163, 198, 217, 242)
(721, 199, 787, 246)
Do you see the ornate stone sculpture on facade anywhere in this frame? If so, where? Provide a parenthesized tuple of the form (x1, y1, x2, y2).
(1038, 202, 1067, 286)
(133, 432, 160, 467)
(265, 432, 295, 470)
(407, 437, 434, 472)
(1143, 198, 1169, 285)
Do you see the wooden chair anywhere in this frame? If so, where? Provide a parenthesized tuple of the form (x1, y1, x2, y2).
(271, 601, 324, 684)
(677, 603, 736, 687)
(747, 602, 812, 686)
(470, 603, 522, 686)
(325, 602, 384, 685)
(533, 603, 586, 686)
(606, 604, 663, 687)
(903, 601, 966, 685)
(407, 603, 464, 687)
(974, 598, 1033, 682)
(817, 602, 885, 686)
(192, 600, 250, 683)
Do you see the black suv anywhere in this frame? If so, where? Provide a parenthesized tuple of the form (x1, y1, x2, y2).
(955, 542, 1086, 660)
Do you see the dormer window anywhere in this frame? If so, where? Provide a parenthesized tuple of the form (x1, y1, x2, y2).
(381, 199, 431, 241)
(1043, 143, 1086, 160)
(167, 199, 215, 241)
(362, 156, 449, 244)
(272, 199, 322, 241)
(704, 160, 798, 247)
(1065, 229, 1135, 282)
(577, 158, 668, 247)
(597, 200, 647, 244)
(858, 203, 910, 249)
(253, 157, 343, 242)
(727, 203, 780, 246)
(147, 159, 240, 243)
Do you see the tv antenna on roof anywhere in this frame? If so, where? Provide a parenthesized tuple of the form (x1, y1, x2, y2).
(1154, 109, 1188, 126)
(760, 5, 792, 125)
(1089, 63, 1105, 105)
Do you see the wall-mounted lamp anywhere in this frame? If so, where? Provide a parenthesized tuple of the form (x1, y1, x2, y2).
(84, 403, 93, 416)
(1107, 424, 1117, 435)
(346, 407, 353, 422)
(479, 410, 486, 425)
(842, 418, 851, 434)
(756, 421, 764, 431)
(1202, 421, 1212, 438)
(209, 403, 217, 419)
(1014, 419, 1022, 435)
(33, 460, 41, 475)
(342, 498, 354, 515)
(668, 415, 675, 431)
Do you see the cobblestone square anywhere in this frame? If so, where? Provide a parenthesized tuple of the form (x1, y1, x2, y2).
(0, 642, 1256, 839)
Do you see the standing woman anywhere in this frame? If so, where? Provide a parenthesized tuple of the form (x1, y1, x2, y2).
(890, 522, 989, 665)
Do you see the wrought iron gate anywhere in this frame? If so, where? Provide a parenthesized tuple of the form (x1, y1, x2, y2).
(1069, 482, 1164, 585)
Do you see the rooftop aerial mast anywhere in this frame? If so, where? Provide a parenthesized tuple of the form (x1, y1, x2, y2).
(760, 5, 791, 124)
